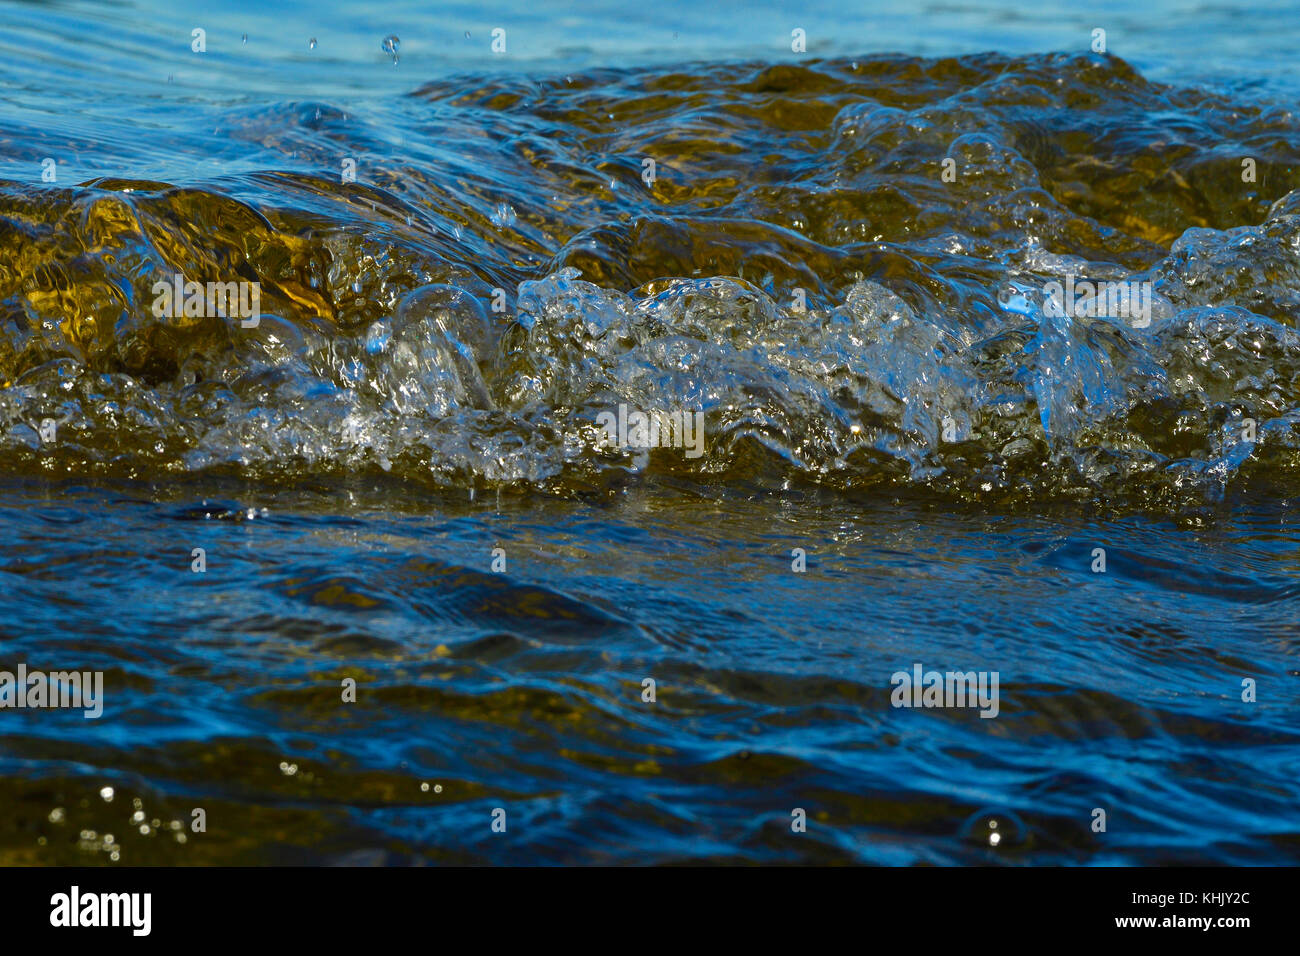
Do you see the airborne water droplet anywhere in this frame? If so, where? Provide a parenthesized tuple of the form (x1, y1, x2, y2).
(382, 35, 400, 65)
(309, 38, 317, 50)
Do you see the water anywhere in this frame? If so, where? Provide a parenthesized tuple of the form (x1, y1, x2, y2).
(1, 0, 1298, 865)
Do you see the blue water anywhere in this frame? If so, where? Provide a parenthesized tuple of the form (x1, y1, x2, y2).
(1, 0, 1298, 864)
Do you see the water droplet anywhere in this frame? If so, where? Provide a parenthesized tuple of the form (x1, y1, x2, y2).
(465, 31, 471, 39)
(960, 808, 1029, 850)
(365, 321, 391, 354)
(241, 34, 248, 44)
(309, 38, 317, 50)
(381, 35, 400, 64)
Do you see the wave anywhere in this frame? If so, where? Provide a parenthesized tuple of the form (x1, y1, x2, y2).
(3, 52, 1300, 508)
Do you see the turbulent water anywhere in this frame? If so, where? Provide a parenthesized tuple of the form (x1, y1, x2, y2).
(7, 52, 1300, 505)
(2, 3, 1299, 864)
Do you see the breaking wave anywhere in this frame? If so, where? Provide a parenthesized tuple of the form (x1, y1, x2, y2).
(5, 51, 1300, 508)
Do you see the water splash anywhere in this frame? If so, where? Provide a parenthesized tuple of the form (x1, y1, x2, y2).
(3, 52, 1300, 510)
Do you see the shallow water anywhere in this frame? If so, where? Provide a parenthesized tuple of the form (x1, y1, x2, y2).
(1, 1, 1299, 864)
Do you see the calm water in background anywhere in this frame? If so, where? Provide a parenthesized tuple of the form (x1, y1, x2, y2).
(1, 0, 1299, 864)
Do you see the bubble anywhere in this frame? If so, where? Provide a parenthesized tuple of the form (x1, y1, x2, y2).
(99, 786, 114, 802)
(960, 807, 1030, 850)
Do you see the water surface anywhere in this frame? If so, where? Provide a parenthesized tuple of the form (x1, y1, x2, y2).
(1, 0, 1298, 864)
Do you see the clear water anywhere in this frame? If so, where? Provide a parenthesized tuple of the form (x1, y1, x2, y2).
(1, 0, 1298, 864)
